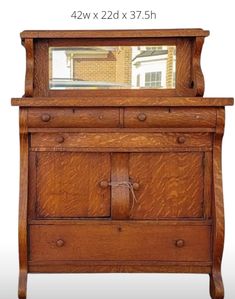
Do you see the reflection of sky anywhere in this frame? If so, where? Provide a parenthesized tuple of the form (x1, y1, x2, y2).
(52, 51, 70, 79)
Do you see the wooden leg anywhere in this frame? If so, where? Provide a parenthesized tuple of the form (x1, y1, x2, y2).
(210, 110, 225, 299)
(18, 270, 27, 299)
(210, 271, 224, 299)
(18, 110, 29, 299)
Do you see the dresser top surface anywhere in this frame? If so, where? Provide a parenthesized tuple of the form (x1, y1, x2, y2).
(20, 28, 210, 39)
(11, 97, 234, 107)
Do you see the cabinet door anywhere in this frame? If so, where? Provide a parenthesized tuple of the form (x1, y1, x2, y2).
(35, 152, 111, 218)
(129, 152, 207, 219)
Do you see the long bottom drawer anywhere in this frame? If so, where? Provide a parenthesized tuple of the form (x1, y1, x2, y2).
(29, 223, 211, 262)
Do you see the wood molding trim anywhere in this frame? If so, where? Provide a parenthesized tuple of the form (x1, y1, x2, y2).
(20, 29, 210, 39)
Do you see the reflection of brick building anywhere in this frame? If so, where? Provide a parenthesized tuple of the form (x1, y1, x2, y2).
(68, 47, 132, 86)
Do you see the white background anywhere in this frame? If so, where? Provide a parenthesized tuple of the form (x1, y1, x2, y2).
(0, 0, 234, 298)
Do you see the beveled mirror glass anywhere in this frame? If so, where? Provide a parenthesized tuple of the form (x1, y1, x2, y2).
(49, 46, 176, 90)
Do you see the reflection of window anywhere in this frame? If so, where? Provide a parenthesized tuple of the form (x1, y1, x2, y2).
(137, 74, 140, 87)
(145, 72, 162, 87)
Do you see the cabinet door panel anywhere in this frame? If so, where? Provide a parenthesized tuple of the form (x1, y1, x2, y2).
(129, 153, 205, 219)
(36, 152, 111, 218)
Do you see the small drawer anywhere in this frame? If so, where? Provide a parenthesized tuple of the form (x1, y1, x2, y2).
(29, 223, 211, 262)
(28, 108, 120, 128)
(31, 132, 212, 149)
(124, 107, 217, 128)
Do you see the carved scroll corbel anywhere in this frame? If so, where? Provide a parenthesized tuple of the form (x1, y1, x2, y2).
(22, 39, 34, 97)
(192, 37, 205, 96)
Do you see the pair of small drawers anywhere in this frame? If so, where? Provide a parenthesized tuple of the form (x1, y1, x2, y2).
(28, 107, 217, 128)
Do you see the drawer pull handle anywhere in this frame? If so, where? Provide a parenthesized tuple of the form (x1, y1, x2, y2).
(177, 136, 186, 144)
(175, 239, 185, 248)
(137, 113, 147, 121)
(132, 182, 140, 190)
(99, 180, 110, 189)
(41, 113, 51, 122)
(56, 136, 65, 144)
(56, 239, 65, 247)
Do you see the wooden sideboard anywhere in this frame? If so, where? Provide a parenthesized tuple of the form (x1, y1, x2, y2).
(12, 29, 233, 299)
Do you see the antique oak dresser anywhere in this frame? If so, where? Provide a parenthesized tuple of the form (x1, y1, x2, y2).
(12, 29, 233, 299)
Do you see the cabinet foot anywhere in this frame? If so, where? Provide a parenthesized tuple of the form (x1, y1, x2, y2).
(210, 272, 224, 299)
(18, 270, 27, 299)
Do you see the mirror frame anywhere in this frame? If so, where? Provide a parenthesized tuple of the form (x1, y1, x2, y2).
(28, 34, 205, 97)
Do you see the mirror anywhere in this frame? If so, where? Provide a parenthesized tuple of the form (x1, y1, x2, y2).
(49, 46, 176, 90)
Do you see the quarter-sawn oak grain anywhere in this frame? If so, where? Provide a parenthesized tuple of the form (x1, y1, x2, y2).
(12, 29, 233, 299)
